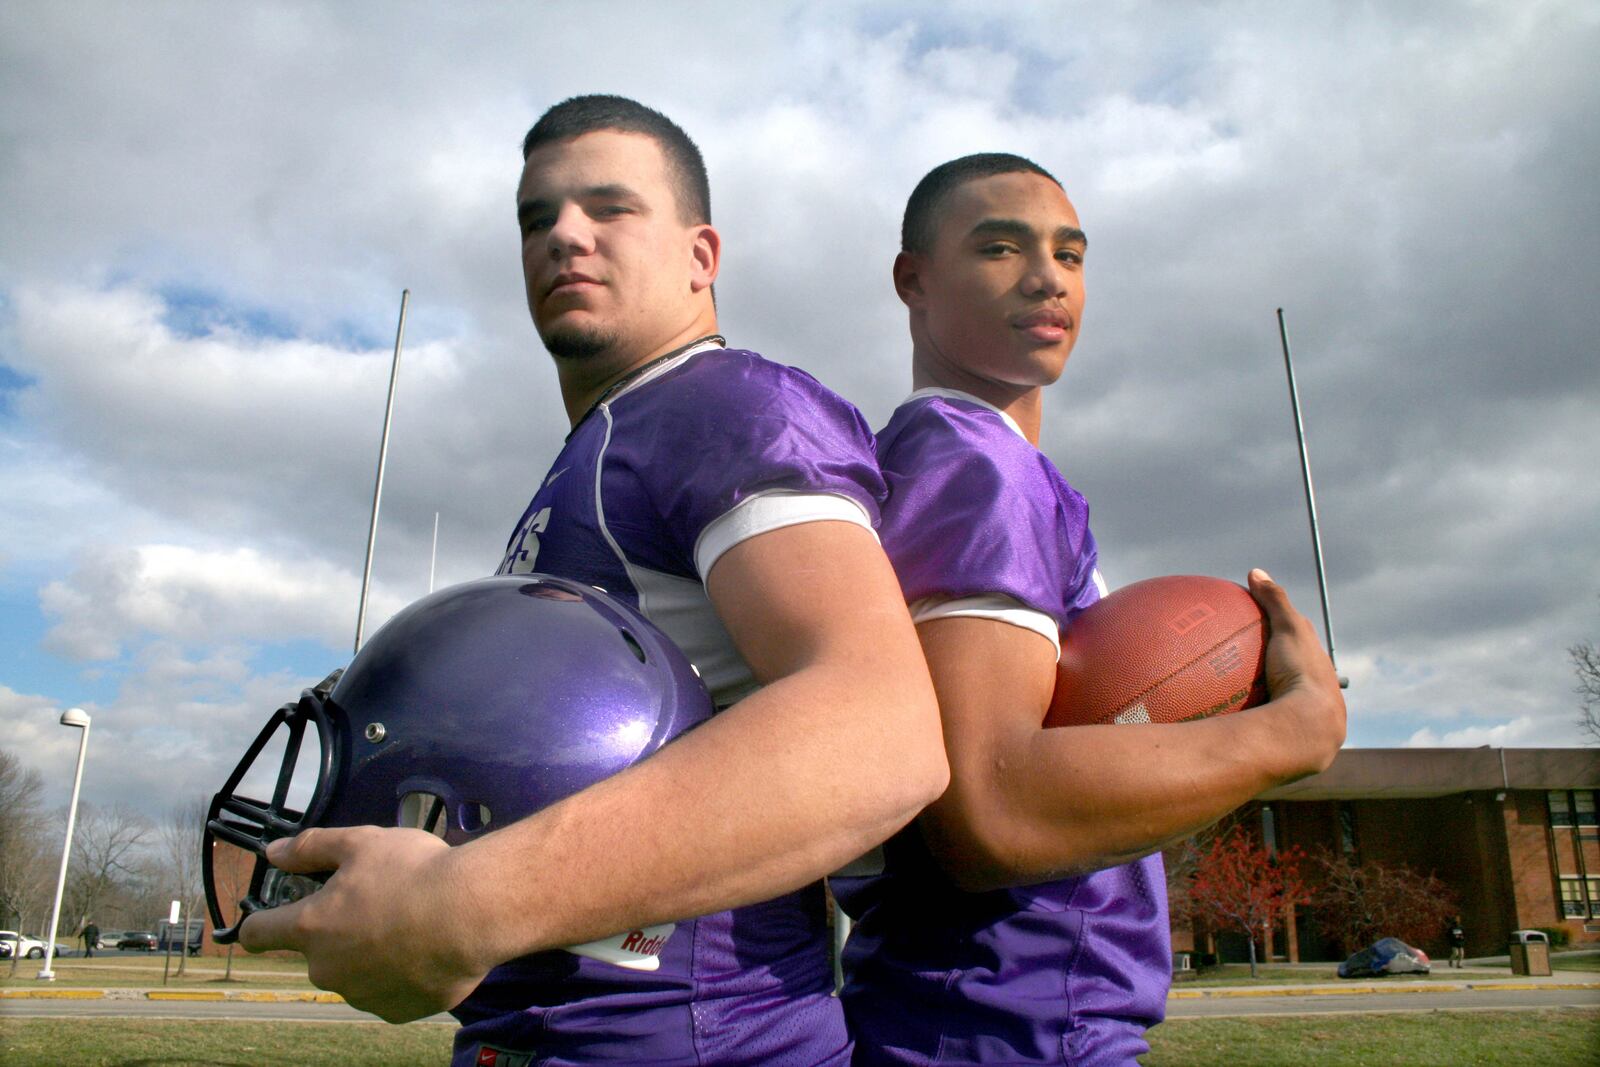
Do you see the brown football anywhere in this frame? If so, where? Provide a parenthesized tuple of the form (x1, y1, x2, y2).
(1046, 575, 1268, 728)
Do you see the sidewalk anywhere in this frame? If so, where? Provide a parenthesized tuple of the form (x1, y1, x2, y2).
(1171, 972, 1600, 1000)
(1170, 959, 1600, 1000)
(2, 986, 345, 1003)
(5, 972, 1599, 1006)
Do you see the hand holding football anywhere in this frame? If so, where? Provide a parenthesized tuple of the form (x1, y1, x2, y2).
(1047, 575, 1268, 728)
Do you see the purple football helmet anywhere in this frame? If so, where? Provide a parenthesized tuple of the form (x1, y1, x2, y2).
(204, 574, 713, 944)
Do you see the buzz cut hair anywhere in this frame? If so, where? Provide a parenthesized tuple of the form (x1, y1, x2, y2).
(522, 94, 711, 226)
(901, 153, 1061, 254)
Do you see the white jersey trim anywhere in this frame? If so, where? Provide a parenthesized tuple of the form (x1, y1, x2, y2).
(1092, 567, 1110, 599)
(695, 490, 877, 582)
(593, 404, 764, 708)
(910, 593, 1062, 660)
(905, 387, 1027, 441)
(605, 338, 726, 404)
(593, 406, 651, 608)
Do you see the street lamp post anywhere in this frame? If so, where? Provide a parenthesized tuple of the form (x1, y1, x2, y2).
(37, 707, 91, 982)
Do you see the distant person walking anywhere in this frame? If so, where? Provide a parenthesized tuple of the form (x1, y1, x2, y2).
(1448, 915, 1466, 967)
(81, 921, 99, 958)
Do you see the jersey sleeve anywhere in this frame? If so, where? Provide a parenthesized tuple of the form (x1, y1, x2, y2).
(607, 349, 886, 580)
(876, 399, 1099, 651)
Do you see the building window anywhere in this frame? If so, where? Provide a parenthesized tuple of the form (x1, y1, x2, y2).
(1549, 791, 1573, 827)
(1338, 803, 1357, 855)
(1261, 805, 1278, 856)
(1576, 791, 1596, 828)
(1559, 877, 1592, 919)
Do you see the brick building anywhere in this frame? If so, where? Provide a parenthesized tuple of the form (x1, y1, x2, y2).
(1170, 747, 1600, 962)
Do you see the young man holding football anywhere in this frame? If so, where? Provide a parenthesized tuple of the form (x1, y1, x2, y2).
(839, 154, 1347, 1064)
(240, 96, 948, 1065)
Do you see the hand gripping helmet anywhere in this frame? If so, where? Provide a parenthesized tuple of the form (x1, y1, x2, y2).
(204, 574, 713, 964)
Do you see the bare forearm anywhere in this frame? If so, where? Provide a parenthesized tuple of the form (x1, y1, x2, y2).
(916, 592, 1343, 892)
(928, 703, 1308, 889)
(236, 523, 946, 1023)
(453, 657, 944, 969)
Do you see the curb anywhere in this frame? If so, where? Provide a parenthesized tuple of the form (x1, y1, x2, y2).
(1167, 980, 1600, 1000)
(1, 988, 345, 1004)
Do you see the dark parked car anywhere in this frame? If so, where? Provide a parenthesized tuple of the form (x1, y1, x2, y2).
(117, 931, 158, 951)
(157, 919, 206, 957)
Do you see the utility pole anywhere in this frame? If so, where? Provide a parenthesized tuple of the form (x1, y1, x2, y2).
(354, 289, 410, 653)
(1277, 308, 1348, 688)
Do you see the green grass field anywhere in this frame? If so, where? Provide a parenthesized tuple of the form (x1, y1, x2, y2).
(0, 1018, 454, 1065)
(1143, 1008, 1600, 1066)
(1553, 954, 1600, 972)
(1, 1010, 1596, 1066)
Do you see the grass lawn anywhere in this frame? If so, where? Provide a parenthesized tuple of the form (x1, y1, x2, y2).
(1181, 963, 1478, 986)
(1, 952, 315, 990)
(1143, 1008, 1600, 1066)
(1553, 954, 1600, 972)
(1183, 964, 1348, 985)
(0, 1018, 454, 1065)
(1, 1010, 1595, 1066)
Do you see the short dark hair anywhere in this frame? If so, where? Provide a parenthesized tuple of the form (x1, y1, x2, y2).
(522, 94, 711, 226)
(901, 153, 1060, 253)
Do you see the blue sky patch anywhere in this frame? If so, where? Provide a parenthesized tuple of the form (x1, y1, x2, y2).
(154, 283, 395, 351)
(0, 586, 122, 707)
(0, 362, 35, 419)
(250, 635, 348, 690)
(158, 284, 300, 342)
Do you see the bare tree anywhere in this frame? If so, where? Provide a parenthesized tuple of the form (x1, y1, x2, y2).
(0, 749, 52, 976)
(62, 803, 151, 935)
(1573, 633, 1600, 745)
(157, 796, 208, 974)
(1306, 849, 1459, 956)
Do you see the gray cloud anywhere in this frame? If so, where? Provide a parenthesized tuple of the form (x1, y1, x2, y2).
(2, 1, 1597, 816)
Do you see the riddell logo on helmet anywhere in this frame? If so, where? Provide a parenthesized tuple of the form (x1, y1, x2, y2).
(619, 928, 668, 957)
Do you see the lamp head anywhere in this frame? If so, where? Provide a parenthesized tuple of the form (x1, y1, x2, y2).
(60, 708, 90, 728)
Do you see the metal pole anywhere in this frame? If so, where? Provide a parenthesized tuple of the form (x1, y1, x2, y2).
(428, 511, 439, 594)
(354, 289, 410, 654)
(38, 709, 91, 981)
(1276, 309, 1348, 688)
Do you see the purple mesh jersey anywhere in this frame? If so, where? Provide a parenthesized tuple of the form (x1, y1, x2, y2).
(455, 343, 883, 1067)
(841, 389, 1170, 1067)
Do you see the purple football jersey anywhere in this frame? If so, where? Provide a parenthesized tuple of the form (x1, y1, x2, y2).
(457, 343, 882, 1066)
(841, 390, 1170, 1066)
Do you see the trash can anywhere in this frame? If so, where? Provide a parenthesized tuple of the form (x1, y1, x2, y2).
(1508, 929, 1552, 976)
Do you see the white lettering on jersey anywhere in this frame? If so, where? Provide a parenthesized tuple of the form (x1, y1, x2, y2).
(505, 507, 552, 573)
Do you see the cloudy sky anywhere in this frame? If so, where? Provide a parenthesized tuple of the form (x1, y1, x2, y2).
(2, 1, 1596, 816)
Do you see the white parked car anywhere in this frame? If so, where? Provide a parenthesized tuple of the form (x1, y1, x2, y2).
(0, 930, 49, 959)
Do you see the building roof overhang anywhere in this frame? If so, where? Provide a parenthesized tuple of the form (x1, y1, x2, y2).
(1258, 747, 1600, 801)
